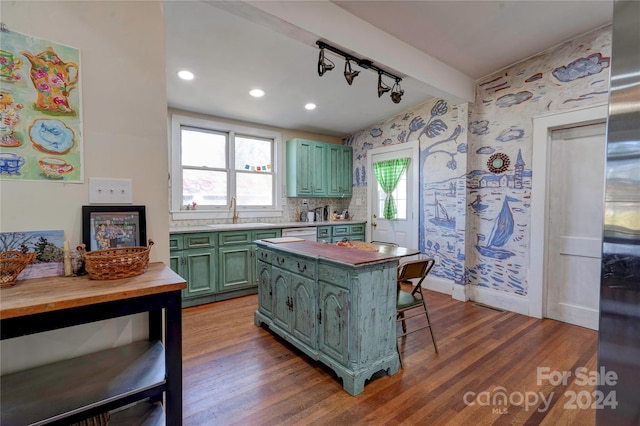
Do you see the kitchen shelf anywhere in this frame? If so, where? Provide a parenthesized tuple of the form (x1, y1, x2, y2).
(1, 341, 165, 425)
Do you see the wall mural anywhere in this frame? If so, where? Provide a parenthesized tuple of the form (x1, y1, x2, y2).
(345, 99, 469, 284)
(467, 26, 611, 295)
(346, 26, 611, 296)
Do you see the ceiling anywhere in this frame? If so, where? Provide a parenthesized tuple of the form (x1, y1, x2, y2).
(165, 1, 613, 137)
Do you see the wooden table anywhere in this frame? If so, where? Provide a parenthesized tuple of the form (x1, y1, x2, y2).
(0, 262, 186, 425)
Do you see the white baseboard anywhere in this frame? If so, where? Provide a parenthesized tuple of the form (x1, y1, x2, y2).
(452, 284, 469, 302)
(423, 275, 454, 296)
(468, 285, 529, 315)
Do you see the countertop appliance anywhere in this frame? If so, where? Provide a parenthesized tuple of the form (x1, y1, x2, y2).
(282, 227, 317, 241)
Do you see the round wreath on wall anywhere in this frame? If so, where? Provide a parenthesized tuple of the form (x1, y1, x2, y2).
(487, 153, 510, 174)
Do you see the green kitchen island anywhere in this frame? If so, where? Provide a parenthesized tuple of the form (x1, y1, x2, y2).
(254, 239, 419, 396)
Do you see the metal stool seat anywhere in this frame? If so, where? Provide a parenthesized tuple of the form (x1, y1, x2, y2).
(396, 258, 438, 367)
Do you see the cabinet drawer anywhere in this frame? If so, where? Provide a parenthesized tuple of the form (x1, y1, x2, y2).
(332, 225, 350, 236)
(219, 231, 251, 245)
(253, 229, 281, 240)
(184, 233, 216, 248)
(317, 226, 331, 239)
(348, 224, 365, 235)
(169, 235, 183, 251)
(273, 254, 316, 280)
(318, 262, 350, 289)
(256, 248, 272, 263)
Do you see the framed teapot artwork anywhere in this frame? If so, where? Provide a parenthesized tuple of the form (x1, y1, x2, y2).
(0, 27, 83, 182)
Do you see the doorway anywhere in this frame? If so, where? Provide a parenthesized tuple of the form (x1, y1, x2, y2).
(366, 141, 419, 248)
(545, 122, 606, 330)
(529, 104, 608, 329)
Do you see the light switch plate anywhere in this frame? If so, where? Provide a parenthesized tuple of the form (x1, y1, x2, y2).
(89, 178, 133, 204)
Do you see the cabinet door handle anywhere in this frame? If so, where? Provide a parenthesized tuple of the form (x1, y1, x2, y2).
(277, 257, 285, 266)
(297, 262, 306, 273)
(317, 309, 322, 324)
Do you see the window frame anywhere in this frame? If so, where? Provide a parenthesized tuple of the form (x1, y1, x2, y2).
(170, 113, 282, 220)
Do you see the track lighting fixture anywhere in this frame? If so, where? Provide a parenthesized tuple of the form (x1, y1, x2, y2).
(317, 48, 335, 77)
(316, 40, 405, 103)
(390, 79, 404, 104)
(344, 58, 360, 85)
(377, 72, 391, 97)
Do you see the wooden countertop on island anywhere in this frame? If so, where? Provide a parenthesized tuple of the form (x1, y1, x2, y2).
(256, 240, 419, 267)
(0, 262, 186, 320)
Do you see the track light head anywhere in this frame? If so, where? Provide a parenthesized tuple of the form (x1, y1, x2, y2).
(344, 59, 360, 85)
(316, 40, 406, 103)
(317, 48, 335, 77)
(391, 80, 404, 104)
(377, 72, 391, 97)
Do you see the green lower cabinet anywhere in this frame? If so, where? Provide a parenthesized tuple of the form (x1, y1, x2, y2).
(291, 274, 317, 350)
(218, 245, 253, 292)
(182, 248, 217, 298)
(271, 266, 316, 355)
(169, 250, 184, 278)
(169, 233, 217, 300)
(272, 266, 291, 331)
(170, 228, 281, 306)
(317, 223, 365, 243)
(218, 229, 282, 294)
(318, 282, 349, 364)
(257, 259, 273, 318)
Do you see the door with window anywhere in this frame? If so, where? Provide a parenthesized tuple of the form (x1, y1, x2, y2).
(367, 142, 419, 249)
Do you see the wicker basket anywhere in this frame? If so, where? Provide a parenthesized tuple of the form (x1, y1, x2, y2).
(0, 251, 36, 288)
(84, 239, 154, 280)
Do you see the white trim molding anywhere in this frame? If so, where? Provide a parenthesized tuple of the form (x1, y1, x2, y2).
(469, 286, 530, 316)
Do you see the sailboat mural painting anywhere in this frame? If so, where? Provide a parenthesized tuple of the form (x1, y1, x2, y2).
(475, 197, 515, 259)
(430, 195, 456, 229)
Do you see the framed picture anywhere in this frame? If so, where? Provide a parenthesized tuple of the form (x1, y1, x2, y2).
(82, 205, 146, 251)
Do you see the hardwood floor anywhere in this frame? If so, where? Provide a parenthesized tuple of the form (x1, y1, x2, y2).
(182, 290, 598, 425)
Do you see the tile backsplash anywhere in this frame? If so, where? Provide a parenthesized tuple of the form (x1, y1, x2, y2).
(170, 196, 352, 228)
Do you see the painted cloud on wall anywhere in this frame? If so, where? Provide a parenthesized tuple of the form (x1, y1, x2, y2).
(552, 53, 610, 82)
(495, 91, 533, 107)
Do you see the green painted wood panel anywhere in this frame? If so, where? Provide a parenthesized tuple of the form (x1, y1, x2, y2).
(327, 145, 353, 197)
(291, 275, 316, 350)
(169, 251, 184, 278)
(340, 146, 353, 197)
(218, 245, 253, 292)
(184, 232, 216, 248)
(272, 266, 291, 331)
(183, 248, 216, 298)
(318, 282, 349, 364)
(257, 260, 273, 318)
(169, 235, 183, 251)
(218, 231, 251, 245)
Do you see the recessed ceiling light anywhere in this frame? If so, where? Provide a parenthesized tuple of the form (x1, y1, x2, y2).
(177, 70, 194, 80)
(305, 103, 316, 110)
(249, 89, 265, 98)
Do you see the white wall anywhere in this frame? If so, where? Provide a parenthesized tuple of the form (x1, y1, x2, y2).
(0, 1, 168, 374)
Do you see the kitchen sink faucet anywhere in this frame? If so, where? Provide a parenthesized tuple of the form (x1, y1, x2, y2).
(230, 196, 238, 224)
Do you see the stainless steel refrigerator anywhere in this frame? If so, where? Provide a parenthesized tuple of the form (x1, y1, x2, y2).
(597, 1, 640, 424)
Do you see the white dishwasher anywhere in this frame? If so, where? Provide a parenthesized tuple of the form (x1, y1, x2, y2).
(282, 227, 317, 241)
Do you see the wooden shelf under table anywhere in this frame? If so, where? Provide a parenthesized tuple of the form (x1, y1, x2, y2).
(0, 262, 186, 425)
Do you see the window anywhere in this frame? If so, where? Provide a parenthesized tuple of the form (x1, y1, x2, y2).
(170, 114, 282, 219)
(376, 170, 407, 220)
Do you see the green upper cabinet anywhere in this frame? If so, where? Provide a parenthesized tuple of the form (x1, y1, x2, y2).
(327, 145, 353, 197)
(286, 138, 352, 198)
